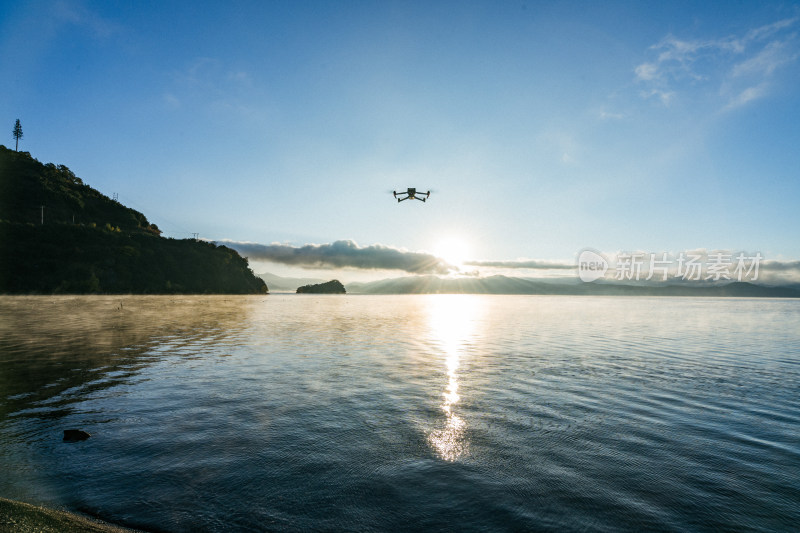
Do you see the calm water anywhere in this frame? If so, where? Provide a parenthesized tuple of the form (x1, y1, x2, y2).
(0, 295, 798, 532)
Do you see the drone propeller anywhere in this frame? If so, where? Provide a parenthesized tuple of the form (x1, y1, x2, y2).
(385, 187, 438, 194)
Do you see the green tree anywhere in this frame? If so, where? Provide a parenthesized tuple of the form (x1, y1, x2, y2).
(12, 119, 23, 151)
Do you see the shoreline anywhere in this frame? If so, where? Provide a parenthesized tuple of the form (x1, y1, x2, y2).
(0, 497, 145, 532)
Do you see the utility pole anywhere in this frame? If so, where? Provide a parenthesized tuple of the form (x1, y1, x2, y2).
(40, 205, 44, 225)
(192, 232, 199, 240)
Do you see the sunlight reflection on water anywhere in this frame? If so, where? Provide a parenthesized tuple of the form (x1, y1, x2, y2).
(426, 295, 484, 461)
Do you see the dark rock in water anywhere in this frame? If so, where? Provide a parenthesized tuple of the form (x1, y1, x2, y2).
(63, 429, 91, 442)
(296, 279, 346, 294)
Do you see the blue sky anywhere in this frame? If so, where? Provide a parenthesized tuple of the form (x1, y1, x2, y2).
(2, 1, 799, 281)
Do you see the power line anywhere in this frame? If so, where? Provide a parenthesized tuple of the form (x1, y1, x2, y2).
(115, 192, 195, 238)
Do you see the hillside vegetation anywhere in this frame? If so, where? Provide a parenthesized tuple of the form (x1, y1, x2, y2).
(0, 145, 267, 294)
(296, 280, 346, 294)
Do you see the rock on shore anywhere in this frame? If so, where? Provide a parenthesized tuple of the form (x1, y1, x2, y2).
(0, 497, 142, 532)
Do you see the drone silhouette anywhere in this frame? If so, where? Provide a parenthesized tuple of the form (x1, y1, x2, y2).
(393, 188, 431, 202)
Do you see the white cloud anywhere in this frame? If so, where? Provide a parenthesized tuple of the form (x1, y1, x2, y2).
(634, 62, 659, 81)
(741, 17, 798, 46)
(53, 0, 121, 38)
(167, 58, 266, 119)
(640, 88, 674, 105)
(635, 17, 799, 109)
(724, 83, 768, 110)
(654, 35, 715, 64)
(731, 40, 799, 78)
(163, 93, 181, 109)
(598, 109, 625, 120)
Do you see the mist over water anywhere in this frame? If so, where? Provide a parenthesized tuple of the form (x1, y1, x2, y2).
(1, 295, 799, 532)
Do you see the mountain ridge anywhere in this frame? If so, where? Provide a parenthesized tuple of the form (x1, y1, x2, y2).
(258, 272, 326, 292)
(342, 274, 800, 297)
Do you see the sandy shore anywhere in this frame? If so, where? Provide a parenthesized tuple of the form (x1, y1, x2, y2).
(0, 497, 145, 532)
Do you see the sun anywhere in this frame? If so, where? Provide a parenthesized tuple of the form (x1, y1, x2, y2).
(433, 237, 472, 269)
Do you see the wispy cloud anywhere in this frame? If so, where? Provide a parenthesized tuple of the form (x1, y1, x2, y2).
(464, 259, 574, 270)
(598, 109, 625, 120)
(757, 260, 800, 285)
(731, 39, 796, 77)
(761, 259, 800, 273)
(724, 83, 768, 110)
(635, 17, 799, 109)
(220, 239, 456, 275)
(165, 58, 265, 119)
(53, 0, 121, 38)
(740, 17, 798, 47)
(634, 62, 659, 81)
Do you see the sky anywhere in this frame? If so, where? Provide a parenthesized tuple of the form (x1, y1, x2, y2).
(2, 0, 800, 283)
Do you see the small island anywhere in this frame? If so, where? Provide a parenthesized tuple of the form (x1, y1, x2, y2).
(296, 279, 346, 294)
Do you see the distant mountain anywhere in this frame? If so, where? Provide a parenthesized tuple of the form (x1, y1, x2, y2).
(345, 275, 800, 298)
(258, 272, 326, 292)
(0, 145, 267, 294)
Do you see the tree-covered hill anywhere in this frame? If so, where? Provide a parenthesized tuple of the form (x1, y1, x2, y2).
(296, 279, 346, 294)
(0, 145, 267, 294)
(0, 145, 161, 233)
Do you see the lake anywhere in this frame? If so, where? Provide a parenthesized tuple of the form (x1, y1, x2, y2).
(0, 295, 798, 532)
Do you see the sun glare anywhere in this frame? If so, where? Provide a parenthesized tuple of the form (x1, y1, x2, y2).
(434, 237, 471, 269)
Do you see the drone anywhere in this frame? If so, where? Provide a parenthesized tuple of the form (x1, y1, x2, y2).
(393, 188, 431, 202)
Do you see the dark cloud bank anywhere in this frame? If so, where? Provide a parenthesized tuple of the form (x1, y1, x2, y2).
(221, 239, 455, 275)
(222, 239, 800, 286)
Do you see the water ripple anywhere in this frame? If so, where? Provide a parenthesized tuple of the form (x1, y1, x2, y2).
(1, 295, 799, 531)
